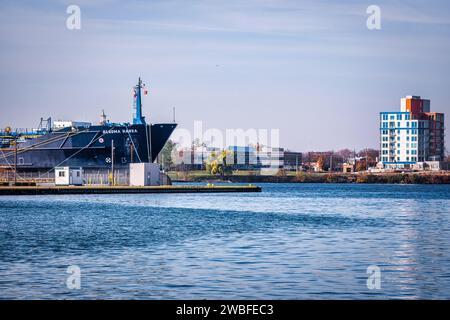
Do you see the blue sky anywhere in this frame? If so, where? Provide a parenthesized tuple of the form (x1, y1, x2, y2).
(0, 0, 449, 152)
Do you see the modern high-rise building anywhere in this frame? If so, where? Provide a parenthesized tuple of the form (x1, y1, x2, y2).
(379, 96, 445, 169)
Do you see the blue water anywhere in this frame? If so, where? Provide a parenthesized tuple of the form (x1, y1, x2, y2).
(0, 183, 449, 299)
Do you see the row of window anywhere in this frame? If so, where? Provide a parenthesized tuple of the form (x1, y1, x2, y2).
(381, 136, 419, 142)
(381, 156, 417, 162)
(381, 114, 411, 121)
(58, 171, 81, 177)
(381, 129, 419, 135)
(382, 150, 417, 155)
(381, 142, 417, 148)
(381, 121, 419, 128)
(382, 136, 418, 141)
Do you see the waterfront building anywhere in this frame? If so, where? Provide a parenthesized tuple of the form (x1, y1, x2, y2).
(227, 145, 257, 170)
(379, 95, 445, 169)
(282, 151, 303, 171)
(173, 145, 291, 171)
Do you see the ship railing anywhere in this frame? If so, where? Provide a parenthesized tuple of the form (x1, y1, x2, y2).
(1, 128, 49, 136)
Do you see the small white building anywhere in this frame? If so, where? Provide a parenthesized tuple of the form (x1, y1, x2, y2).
(411, 161, 446, 171)
(53, 121, 91, 130)
(55, 167, 84, 186)
(130, 163, 161, 186)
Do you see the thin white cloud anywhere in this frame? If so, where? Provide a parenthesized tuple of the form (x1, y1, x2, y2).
(0, 0, 449, 151)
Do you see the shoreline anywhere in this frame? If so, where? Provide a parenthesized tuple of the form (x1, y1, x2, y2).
(170, 172, 450, 184)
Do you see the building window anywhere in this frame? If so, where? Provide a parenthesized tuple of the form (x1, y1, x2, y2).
(59, 171, 65, 177)
(397, 114, 402, 120)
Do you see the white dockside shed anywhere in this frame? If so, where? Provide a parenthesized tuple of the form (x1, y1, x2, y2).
(129, 163, 161, 186)
(55, 167, 84, 186)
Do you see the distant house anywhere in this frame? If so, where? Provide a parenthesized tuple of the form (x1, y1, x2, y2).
(343, 163, 355, 173)
(283, 151, 302, 171)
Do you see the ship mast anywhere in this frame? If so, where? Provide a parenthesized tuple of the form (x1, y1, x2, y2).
(133, 77, 146, 125)
(100, 110, 107, 125)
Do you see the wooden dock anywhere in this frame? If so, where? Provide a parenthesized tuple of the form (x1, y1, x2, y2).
(0, 185, 262, 196)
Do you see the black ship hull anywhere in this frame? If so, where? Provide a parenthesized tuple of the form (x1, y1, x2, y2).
(0, 123, 176, 170)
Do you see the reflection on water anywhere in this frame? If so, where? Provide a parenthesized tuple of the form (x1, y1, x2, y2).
(0, 183, 449, 299)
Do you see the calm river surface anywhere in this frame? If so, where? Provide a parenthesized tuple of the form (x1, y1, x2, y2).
(0, 183, 449, 299)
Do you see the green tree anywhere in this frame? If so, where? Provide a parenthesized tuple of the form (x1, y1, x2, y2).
(204, 150, 233, 175)
(160, 139, 177, 171)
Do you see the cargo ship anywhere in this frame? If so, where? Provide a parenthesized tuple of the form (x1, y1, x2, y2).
(0, 78, 177, 172)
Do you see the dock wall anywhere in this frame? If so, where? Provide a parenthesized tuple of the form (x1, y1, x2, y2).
(0, 185, 261, 196)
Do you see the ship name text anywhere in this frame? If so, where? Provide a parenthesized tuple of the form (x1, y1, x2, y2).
(102, 129, 138, 135)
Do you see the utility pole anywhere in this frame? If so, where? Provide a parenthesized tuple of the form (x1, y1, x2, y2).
(330, 150, 333, 172)
(365, 147, 368, 171)
(296, 154, 298, 174)
(111, 139, 115, 186)
(130, 143, 134, 163)
(308, 152, 311, 172)
(14, 137, 18, 185)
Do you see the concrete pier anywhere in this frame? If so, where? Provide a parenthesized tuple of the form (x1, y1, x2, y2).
(0, 185, 261, 196)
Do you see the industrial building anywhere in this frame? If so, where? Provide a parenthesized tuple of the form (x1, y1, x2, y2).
(172, 145, 300, 172)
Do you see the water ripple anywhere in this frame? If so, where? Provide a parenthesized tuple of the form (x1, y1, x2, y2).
(0, 183, 449, 299)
